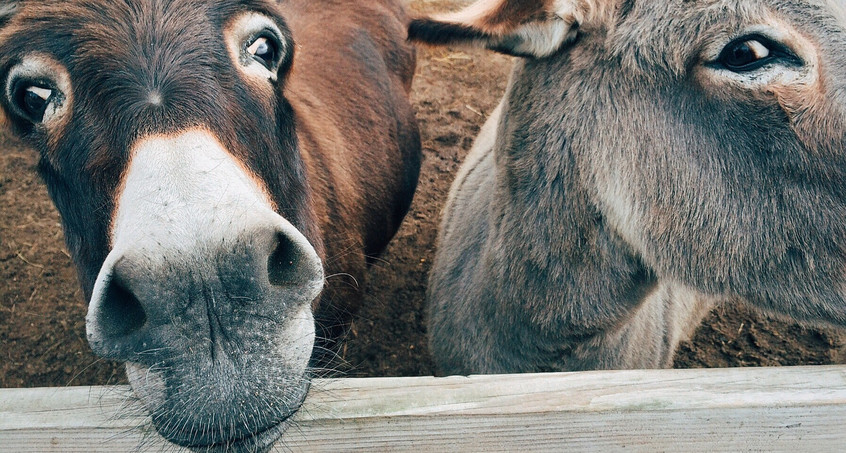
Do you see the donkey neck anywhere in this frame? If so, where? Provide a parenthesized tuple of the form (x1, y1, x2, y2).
(483, 59, 658, 338)
(490, 60, 605, 264)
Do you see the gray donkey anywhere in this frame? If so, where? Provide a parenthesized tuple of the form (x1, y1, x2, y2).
(410, 0, 846, 375)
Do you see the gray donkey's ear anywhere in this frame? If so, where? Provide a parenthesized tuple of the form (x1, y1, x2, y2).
(0, 1, 19, 28)
(408, 0, 613, 58)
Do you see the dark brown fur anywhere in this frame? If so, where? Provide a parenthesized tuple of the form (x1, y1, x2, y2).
(0, 0, 419, 450)
(280, 0, 421, 344)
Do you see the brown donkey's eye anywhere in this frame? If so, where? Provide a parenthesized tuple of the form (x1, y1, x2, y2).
(246, 35, 279, 69)
(13, 83, 55, 123)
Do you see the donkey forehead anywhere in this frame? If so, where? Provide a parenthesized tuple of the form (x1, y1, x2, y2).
(611, 0, 846, 70)
(1, 0, 288, 88)
(5, 0, 255, 46)
(619, 0, 845, 29)
(0, 0, 292, 144)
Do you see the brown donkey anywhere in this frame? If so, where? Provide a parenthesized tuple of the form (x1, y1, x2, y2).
(0, 0, 419, 450)
(411, 0, 846, 375)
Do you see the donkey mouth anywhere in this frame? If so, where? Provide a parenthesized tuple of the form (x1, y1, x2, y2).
(145, 372, 312, 453)
(171, 380, 310, 453)
(183, 416, 294, 453)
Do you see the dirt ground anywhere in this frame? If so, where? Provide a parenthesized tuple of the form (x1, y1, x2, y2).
(1, 2, 844, 389)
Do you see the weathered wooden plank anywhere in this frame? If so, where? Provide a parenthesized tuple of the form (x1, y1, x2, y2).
(1, 366, 845, 452)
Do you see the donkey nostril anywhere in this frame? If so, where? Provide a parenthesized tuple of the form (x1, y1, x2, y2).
(267, 232, 309, 286)
(99, 277, 147, 339)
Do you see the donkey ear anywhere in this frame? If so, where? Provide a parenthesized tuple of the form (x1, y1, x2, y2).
(409, 0, 608, 58)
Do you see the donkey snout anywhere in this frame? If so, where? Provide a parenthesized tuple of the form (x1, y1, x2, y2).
(85, 221, 324, 362)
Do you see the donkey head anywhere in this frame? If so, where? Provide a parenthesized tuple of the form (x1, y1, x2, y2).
(1, 0, 324, 450)
(411, 0, 846, 327)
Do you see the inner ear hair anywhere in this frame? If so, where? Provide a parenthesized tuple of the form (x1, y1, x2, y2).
(408, 0, 588, 58)
(432, 0, 550, 35)
(409, 15, 577, 59)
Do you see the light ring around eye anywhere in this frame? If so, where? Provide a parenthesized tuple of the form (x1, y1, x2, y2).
(225, 12, 289, 83)
(4, 54, 71, 126)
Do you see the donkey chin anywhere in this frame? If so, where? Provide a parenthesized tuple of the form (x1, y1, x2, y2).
(124, 304, 315, 452)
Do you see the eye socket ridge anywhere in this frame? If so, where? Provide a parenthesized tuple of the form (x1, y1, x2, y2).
(713, 34, 802, 73)
(244, 29, 285, 71)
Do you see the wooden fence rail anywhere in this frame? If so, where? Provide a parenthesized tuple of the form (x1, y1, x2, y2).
(2, 365, 846, 452)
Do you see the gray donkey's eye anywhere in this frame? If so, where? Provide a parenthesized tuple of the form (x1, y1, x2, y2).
(722, 40, 769, 68)
(717, 35, 800, 72)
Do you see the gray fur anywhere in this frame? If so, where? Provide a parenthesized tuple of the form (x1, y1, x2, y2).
(0, 2, 16, 27)
(419, 0, 846, 375)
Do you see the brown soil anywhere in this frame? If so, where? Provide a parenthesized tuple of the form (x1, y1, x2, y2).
(1, 2, 843, 388)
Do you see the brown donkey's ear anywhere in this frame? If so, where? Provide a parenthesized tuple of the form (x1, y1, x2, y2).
(408, 0, 611, 58)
